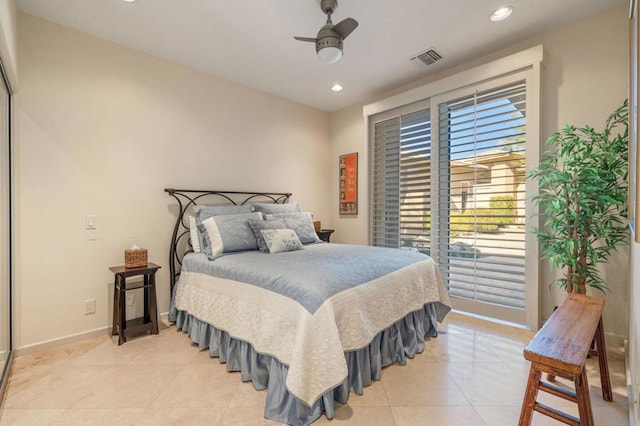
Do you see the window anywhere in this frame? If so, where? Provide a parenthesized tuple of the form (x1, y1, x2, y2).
(367, 47, 541, 328)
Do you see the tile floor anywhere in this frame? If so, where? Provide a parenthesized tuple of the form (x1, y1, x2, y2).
(0, 312, 629, 425)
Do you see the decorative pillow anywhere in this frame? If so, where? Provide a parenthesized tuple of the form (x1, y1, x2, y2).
(188, 215, 202, 253)
(253, 202, 300, 214)
(194, 204, 253, 221)
(194, 205, 255, 255)
(201, 212, 262, 259)
(261, 228, 303, 254)
(271, 212, 320, 244)
(248, 218, 288, 252)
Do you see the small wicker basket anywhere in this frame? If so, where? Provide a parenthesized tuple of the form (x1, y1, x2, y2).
(313, 221, 321, 232)
(125, 248, 148, 268)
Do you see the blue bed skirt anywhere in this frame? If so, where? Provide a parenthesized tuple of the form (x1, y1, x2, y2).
(173, 302, 447, 425)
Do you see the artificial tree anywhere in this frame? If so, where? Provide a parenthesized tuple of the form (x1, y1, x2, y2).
(529, 100, 629, 294)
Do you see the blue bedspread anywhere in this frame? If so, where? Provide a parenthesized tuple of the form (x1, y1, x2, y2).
(182, 243, 430, 313)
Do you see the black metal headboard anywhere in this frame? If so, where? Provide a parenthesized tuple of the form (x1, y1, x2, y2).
(164, 188, 292, 293)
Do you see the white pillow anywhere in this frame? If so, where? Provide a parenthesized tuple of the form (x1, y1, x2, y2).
(188, 215, 201, 253)
(260, 228, 303, 254)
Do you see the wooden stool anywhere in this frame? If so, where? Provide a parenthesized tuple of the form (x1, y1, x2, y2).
(519, 294, 612, 425)
(109, 263, 161, 345)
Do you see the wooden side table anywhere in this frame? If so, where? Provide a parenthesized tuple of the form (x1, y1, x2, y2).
(109, 262, 161, 345)
(317, 229, 334, 242)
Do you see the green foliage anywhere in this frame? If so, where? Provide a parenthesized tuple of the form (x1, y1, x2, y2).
(423, 199, 516, 237)
(489, 195, 516, 227)
(528, 100, 629, 294)
(423, 210, 431, 232)
(449, 210, 500, 236)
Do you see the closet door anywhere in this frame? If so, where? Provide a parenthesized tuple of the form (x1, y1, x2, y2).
(0, 62, 12, 400)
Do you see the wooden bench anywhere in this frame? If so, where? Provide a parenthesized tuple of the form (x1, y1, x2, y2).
(519, 294, 612, 425)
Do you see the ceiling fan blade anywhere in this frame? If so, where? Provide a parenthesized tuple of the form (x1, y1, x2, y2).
(294, 36, 317, 43)
(333, 18, 358, 39)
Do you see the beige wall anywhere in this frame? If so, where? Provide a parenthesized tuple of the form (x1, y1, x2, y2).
(330, 6, 630, 338)
(0, 0, 17, 88)
(15, 14, 330, 349)
(329, 103, 368, 244)
(540, 4, 629, 342)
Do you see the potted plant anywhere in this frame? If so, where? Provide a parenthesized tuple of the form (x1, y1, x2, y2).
(529, 100, 629, 294)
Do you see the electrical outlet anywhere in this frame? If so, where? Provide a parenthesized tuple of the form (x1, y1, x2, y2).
(126, 293, 135, 306)
(84, 299, 95, 315)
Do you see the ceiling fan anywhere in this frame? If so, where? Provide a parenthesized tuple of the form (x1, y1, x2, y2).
(294, 0, 359, 64)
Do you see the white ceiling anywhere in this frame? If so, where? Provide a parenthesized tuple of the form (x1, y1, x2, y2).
(17, 0, 627, 112)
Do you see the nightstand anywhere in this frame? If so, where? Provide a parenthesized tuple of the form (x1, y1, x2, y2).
(109, 263, 161, 345)
(316, 229, 334, 242)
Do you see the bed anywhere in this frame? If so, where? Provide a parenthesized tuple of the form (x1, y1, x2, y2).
(164, 189, 451, 425)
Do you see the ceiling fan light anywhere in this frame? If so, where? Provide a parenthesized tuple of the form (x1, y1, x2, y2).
(318, 46, 342, 64)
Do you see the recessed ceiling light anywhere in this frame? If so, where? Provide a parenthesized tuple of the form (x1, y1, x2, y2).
(490, 6, 513, 22)
(331, 84, 344, 92)
(122, 0, 136, 3)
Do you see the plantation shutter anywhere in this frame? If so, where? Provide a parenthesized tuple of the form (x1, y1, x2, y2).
(372, 109, 431, 250)
(436, 81, 527, 312)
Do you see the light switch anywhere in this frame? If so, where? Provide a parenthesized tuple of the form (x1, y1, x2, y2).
(85, 215, 96, 230)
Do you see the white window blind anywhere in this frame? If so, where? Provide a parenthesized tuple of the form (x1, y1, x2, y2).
(436, 81, 527, 310)
(372, 109, 431, 251)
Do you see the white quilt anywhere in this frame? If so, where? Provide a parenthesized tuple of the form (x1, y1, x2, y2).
(173, 257, 450, 406)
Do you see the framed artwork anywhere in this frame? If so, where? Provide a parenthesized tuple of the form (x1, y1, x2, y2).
(339, 152, 358, 215)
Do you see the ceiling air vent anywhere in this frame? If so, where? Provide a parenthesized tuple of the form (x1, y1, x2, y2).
(410, 48, 442, 66)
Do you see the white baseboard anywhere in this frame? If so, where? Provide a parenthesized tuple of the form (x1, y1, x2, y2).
(15, 326, 110, 357)
(15, 311, 171, 357)
(605, 331, 626, 348)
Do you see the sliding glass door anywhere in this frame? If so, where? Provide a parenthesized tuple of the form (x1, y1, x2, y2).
(0, 58, 12, 401)
(372, 106, 432, 251)
(370, 69, 539, 328)
(434, 78, 528, 324)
